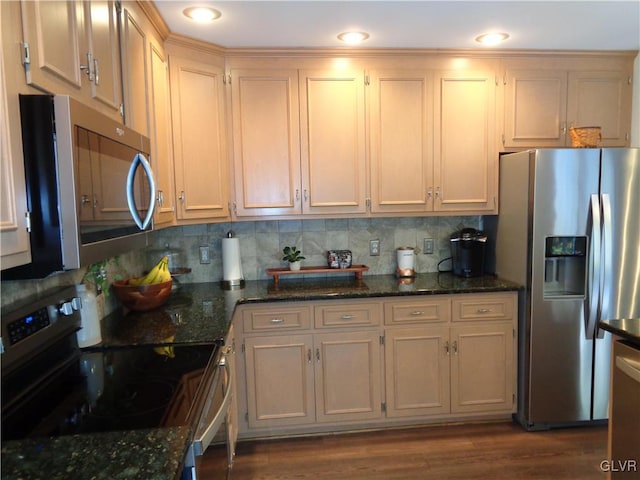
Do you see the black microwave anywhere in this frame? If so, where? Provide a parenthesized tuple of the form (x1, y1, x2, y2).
(2, 95, 155, 280)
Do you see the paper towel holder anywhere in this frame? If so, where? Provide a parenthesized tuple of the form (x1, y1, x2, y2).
(221, 230, 245, 290)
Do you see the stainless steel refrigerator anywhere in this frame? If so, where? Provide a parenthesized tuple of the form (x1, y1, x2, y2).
(493, 148, 640, 430)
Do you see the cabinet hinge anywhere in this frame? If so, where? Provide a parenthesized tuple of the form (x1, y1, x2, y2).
(22, 42, 30, 66)
(24, 211, 32, 233)
(379, 335, 385, 346)
(381, 402, 386, 413)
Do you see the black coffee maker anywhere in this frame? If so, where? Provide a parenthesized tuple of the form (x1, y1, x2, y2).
(450, 228, 487, 277)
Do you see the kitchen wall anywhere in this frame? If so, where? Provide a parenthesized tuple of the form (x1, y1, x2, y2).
(0, 215, 480, 309)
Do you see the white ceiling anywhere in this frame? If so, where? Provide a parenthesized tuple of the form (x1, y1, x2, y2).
(152, 1, 640, 51)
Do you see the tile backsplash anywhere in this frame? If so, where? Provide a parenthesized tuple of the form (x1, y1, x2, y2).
(1, 216, 480, 309)
(150, 216, 481, 283)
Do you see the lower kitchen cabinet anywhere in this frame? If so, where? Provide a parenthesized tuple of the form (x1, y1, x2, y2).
(236, 292, 517, 438)
(384, 326, 450, 417)
(243, 330, 382, 429)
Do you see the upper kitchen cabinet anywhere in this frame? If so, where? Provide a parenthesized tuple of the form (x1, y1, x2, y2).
(230, 65, 367, 218)
(369, 70, 434, 214)
(502, 56, 634, 148)
(231, 69, 302, 217)
(1, 6, 31, 270)
(120, 3, 175, 227)
(20, 0, 122, 121)
(434, 63, 498, 214)
(168, 52, 229, 222)
(298, 69, 367, 216)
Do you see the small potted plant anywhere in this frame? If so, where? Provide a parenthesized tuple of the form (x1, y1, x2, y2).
(282, 246, 305, 271)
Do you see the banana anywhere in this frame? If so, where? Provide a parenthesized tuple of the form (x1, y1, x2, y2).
(139, 256, 170, 285)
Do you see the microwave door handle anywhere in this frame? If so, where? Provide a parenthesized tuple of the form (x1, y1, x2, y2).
(126, 153, 156, 230)
(192, 358, 234, 457)
(585, 193, 601, 340)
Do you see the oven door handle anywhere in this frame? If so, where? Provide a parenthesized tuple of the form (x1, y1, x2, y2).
(126, 153, 156, 230)
(191, 355, 233, 457)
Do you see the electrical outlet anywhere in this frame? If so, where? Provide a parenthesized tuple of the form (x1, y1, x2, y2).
(370, 239, 380, 256)
(424, 238, 434, 254)
(199, 245, 210, 264)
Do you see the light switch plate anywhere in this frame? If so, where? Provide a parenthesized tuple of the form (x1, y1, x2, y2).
(424, 238, 434, 254)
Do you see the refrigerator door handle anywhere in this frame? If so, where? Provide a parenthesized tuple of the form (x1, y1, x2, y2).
(585, 193, 601, 340)
(598, 193, 613, 339)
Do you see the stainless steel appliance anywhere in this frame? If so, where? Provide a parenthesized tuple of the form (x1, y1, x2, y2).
(2, 94, 155, 280)
(0, 286, 232, 479)
(493, 148, 640, 430)
(450, 228, 487, 277)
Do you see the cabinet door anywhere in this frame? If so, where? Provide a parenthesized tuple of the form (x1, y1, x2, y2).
(244, 335, 315, 428)
(0, 32, 31, 269)
(20, 0, 85, 92)
(231, 69, 302, 217)
(170, 56, 229, 221)
(314, 331, 382, 423)
(85, 0, 121, 115)
(148, 41, 175, 226)
(435, 68, 497, 213)
(450, 323, 514, 413)
(385, 327, 450, 417)
(299, 69, 367, 215)
(567, 71, 632, 147)
(503, 69, 568, 148)
(120, 7, 148, 136)
(369, 70, 434, 213)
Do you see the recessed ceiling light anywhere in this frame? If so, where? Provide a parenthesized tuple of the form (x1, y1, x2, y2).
(337, 31, 370, 45)
(183, 6, 221, 23)
(475, 32, 510, 46)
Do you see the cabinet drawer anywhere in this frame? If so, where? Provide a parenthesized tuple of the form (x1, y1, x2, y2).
(384, 296, 451, 325)
(314, 301, 381, 328)
(451, 293, 516, 322)
(242, 304, 311, 332)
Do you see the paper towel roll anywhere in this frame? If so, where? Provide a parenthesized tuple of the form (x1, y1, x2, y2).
(222, 237, 244, 285)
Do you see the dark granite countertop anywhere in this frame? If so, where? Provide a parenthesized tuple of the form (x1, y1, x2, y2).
(599, 319, 640, 347)
(1, 273, 519, 479)
(1, 427, 190, 480)
(99, 273, 521, 348)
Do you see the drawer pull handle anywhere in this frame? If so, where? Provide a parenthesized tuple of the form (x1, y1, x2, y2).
(316, 348, 320, 362)
(452, 340, 458, 355)
(444, 341, 450, 355)
(477, 308, 492, 314)
(410, 311, 425, 316)
(271, 318, 285, 324)
(341, 314, 354, 320)
(307, 349, 312, 365)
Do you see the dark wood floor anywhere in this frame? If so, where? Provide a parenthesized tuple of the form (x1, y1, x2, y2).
(199, 421, 608, 480)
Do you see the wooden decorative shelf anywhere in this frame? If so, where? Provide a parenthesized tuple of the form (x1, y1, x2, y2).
(266, 265, 369, 286)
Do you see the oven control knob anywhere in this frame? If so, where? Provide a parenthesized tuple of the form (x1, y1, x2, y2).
(58, 301, 74, 316)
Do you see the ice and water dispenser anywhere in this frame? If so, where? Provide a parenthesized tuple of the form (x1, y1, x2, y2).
(543, 236, 587, 298)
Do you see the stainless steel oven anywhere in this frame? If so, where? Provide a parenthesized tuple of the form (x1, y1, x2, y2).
(1, 286, 233, 479)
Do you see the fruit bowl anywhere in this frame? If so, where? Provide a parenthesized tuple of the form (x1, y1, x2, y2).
(111, 279, 173, 312)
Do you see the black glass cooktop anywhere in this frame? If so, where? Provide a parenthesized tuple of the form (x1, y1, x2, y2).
(2, 343, 219, 441)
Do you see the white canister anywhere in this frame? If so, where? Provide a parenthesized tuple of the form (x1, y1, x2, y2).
(76, 284, 102, 347)
(396, 247, 416, 277)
